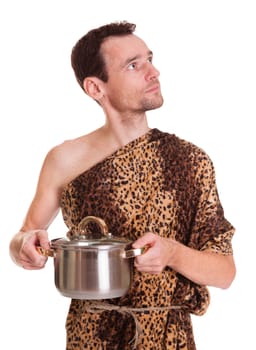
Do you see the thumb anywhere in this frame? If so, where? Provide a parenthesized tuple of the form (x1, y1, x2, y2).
(132, 232, 156, 249)
(36, 230, 50, 249)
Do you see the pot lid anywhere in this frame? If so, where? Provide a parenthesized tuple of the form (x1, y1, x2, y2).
(51, 216, 131, 250)
(51, 234, 131, 250)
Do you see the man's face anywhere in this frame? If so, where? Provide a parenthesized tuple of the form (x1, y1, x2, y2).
(100, 34, 163, 114)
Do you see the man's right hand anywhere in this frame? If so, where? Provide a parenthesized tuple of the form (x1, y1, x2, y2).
(9, 230, 50, 270)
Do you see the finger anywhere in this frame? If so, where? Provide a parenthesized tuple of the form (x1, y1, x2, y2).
(36, 230, 50, 249)
(21, 259, 47, 270)
(134, 265, 161, 274)
(21, 241, 48, 268)
(132, 232, 155, 249)
(20, 247, 48, 268)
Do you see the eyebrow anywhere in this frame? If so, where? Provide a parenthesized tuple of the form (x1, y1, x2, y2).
(122, 50, 153, 68)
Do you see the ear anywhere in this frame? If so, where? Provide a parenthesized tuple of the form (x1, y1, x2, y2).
(83, 77, 104, 101)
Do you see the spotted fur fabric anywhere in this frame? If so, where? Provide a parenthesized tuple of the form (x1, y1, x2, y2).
(61, 129, 234, 349)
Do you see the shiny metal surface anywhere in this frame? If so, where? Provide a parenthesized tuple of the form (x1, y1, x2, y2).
(41, 216, 146, 299)
(53, 244, 132, 299)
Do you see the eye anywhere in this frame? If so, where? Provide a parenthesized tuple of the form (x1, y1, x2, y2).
(148, 56, 153, 64)
(127, 62, 137, 70)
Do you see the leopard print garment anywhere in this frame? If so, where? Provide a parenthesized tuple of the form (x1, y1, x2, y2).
(60, 128, 234, 349)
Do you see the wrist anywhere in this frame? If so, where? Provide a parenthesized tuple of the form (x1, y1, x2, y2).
(167, 239, 184, 269)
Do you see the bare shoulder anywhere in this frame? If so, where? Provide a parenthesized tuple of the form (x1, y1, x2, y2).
(41, 128, 108, 186)
(46, 135, 87, 166)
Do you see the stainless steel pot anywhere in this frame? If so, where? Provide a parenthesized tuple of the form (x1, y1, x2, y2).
(39, 216, 145, 299)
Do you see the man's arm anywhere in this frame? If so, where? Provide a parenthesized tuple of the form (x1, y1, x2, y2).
(9, 147, 64, 269)
(133, 232, 236, 289)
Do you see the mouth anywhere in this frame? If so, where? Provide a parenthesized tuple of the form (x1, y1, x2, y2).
(145, 83, 160, 93)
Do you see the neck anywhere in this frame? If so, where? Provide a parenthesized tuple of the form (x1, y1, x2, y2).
(102, 113, 150, 147)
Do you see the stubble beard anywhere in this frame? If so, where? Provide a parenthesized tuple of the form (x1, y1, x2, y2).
(141, 94, 164, 112)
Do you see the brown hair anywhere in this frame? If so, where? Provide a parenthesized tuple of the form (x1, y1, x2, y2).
(71, 21, 136, 90)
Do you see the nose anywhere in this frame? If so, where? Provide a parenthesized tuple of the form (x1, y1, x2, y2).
(145, 63, 160, 81)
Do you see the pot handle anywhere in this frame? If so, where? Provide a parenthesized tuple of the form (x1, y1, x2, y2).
(77, 216, 109, 238)
(36, 246, 55, 257)
(122, 245, 149, 259)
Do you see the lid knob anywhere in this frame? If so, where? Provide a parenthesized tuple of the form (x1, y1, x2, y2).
(71, 216, 109, 240)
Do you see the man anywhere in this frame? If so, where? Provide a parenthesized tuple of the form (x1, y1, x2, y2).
(9, 21, 236, 349)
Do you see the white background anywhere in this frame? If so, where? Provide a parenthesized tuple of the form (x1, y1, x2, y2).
(0, 0, 255, 349)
